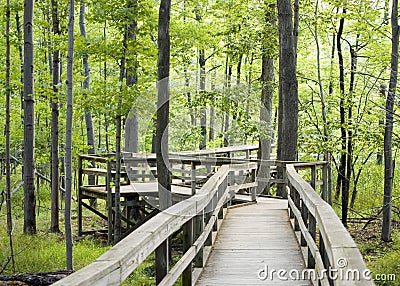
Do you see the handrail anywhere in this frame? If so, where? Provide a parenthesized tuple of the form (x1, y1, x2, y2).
(286, 164, 374, 286)
(54, 162, 258, 286)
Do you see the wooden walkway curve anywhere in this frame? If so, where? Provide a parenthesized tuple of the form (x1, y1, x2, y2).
(196, 198, 310, 286)
(55, 145, 374, 286)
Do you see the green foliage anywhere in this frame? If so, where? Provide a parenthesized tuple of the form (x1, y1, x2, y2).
(358, 230, 400, 285)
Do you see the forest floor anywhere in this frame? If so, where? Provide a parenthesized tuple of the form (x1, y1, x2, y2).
(349, 221, 400, 285)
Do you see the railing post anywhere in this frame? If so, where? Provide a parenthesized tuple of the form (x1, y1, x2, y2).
(319, 233, 330, 272)
(288, 181, 295, 219)
(300, 200, 308, 247)
(182, 218, 193, 286)
(194, 210, 204, 268)
(328, 161, 332, 205)
(310, 165, 316, 190)
(219, 177, 227, 219)
(321, 162, 328, 202)
(294, 187, 300, 232)
(77, 156, 83, 236)
(156, 240, 169, 284)
(181, 163, 185, 183)
(106, 159, 113, 244)
(191, 161, 196, 195)
(308, 213, 316, 269)
(205, 196, 213, 246)
(276, 161, 287, 197)
(228, 170, 235, 205)
(209, 191, 220, 231)
(251, 168, 256, 201)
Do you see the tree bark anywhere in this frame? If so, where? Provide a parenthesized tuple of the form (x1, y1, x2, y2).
(156, 0, 172, 283)
(125, 0, 139, 154)
(209, 69, 216, 142)
(199, 49, 207, 150)
(79, 0, 97, 208)
(377, 85, 386, 165)
(65, 0, 75, 270)
(343, 43, 358, 226)
(224, 64, 232, 147)
(50, 0, 60, 233)
(114, 31, 128, 243)
(335, 9, 347, 210)
(5, 0, 16, 272)
(276, 0, 298, 197)
(258, 2, 275, 195)
(23, 0, 36, 235)
(382, 0, 398, 242)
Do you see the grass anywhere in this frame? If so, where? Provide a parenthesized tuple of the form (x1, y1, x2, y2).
(352, 226, 400, 285)
(0, 174, 111, 276)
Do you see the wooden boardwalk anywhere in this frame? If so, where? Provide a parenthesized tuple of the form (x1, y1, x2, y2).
(196, 198, 310, 285)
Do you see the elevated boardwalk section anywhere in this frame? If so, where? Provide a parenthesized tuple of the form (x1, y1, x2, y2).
(56, 145, 373, 286)
(196, 198, 309, 285)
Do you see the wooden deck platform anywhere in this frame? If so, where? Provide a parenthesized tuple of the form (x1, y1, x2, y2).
(196, 198, 310, 285)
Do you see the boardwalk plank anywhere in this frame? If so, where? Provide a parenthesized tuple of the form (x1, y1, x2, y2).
(195, 198, 310, 286)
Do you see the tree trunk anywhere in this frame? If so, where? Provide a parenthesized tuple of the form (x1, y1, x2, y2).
(276, 0, 299, 197)
(293, 0, 299, 66)
(16, 12, 24, 111)
(114, 32, 128, 243)
(382, 0, 398, 242)
(125, 0, 139, 154)
(50, 0, 60, 233)
(79, 0, 97, 208)
(335, 9, 347, 208)
(209, 69, 216, 142)
(156, 0, 172, 282)
(343, 43, 357, 226)
(23, 0, 36, 235)
(199, 49, 206, 150)
(224, 64, 232, 147)
(65, 0, 75, 270)
(5, 0, 16, 272)
(258, 3, 275, 195)
(377, 85, 386, 165)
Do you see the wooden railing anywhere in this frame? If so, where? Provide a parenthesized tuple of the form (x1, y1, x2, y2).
(287, 163, 373, 286)
(54, 162, 258, 286)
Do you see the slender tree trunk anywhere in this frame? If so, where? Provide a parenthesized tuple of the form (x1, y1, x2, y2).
(343, 44, 357, 226)
(382, 0, 398, 242)
(224, 64, 232, 147)
(16, 12, 24, 111)
(209, 70, 216, 142)
(65, 0, 75, 270)
(377, 85, 386, 165)
(277, 0, 298, 197)
(49, 0, 60, 234)
(336, 8, 347, 201)
(258, 2, 275, 195)
(336, 9, 349, 226)
(23, 0, 36, 235)
(114, 31, 128, 243)
(79, 1, 95, 158)
(125, 0, 139, 154)
(156, 0, 172, 282)
(199, 49, 206, 150)
(5, 0, 16, 272)
(313, 0, 328, 151)
(79, 0, 97, 208)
